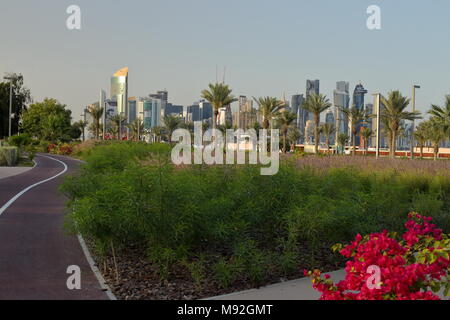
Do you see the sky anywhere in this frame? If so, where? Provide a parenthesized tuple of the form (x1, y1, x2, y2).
(1, 0, 450, 121)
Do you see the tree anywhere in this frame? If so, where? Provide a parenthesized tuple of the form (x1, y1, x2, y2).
(360, 127, 374, 155)
(86, 105, 104, 140)
(287, 127, 302, 152)
(109, 114, 127, 140)
(339, 106, 367, 156)
(151, 126, 165, 143)
(276, 111, 297, 153)
(303, 94, 332, 154)
(381, 91, 421, 158)
(70, 120, 86, 140)
(253, 97, 284, 130)
(414, 122, 429, 158)
(424, 120, 446, 160)
(127, 119, 144, 141)
(319, 123, 336, 154)
(201, 83, 237, 127)
(163, 115, 182, 143)
(337, 133, 350, 154)
(0, 73, 31, 139)
(429, 96, 450, 139)
(21, 98, 73, 142)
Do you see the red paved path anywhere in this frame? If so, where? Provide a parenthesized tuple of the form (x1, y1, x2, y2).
(0, 154, 110, 300)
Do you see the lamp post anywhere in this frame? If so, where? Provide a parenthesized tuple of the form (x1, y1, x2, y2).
(372, 93, 381, 159)
(3, 75, 18, 138)
(137, 111, 144, 142)
(119, 112, 124, 140)
(80, 108, 87, 142)
(410, 85, 420, 160)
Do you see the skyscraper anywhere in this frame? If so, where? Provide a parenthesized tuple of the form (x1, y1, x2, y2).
(353, 83, 368, 145)
(333, 81, 350, 140)
(291, 94, 306, 140)
(353, 83, 368, 110)
(306, 80, 320, 99)
(110, 67, 129, 119)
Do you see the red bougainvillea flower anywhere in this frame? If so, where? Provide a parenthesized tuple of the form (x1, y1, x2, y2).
(307, 213, 450, 300)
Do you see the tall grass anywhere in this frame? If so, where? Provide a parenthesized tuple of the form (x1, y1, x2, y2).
(60, 142, 450, 287)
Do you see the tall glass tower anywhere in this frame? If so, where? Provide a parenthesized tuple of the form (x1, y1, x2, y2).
(353, 83, 368, 145)
(334, 81, 350, 138)
(110, 67, 129, 119)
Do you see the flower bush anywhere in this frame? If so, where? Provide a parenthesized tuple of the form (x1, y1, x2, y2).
(48, 143, 73, 155)
(306, 213, 450, 300)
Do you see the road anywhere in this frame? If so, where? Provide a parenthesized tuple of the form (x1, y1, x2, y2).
(0, 154, 111, 300)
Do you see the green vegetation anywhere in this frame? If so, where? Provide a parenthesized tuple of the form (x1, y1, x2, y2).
(0, 146, 19, 166)
(60, 142, 450, 289)
(21, 98, 81, 143)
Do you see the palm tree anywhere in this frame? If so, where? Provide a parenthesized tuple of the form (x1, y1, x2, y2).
(414, 122, 429, 158)
(109, 114, 127, 140)
(151, 126, 165, 143)
(76, 120, 88, 141)
(360, 127, 374, 155)
(424, 120, 446, 160)
(163, 115, 182, 143)
(87, 105, 104, 140)
(127, 119, 144, 141)
(276, 111, 297, 153)
(201, 83, 237, 127)
(302, 94, 332, 154)
(339, 106, 367, 156)
(381, 91, 421, 158)
(319, 123, 336, 154)
(253, 97, 284, 129)
(429, 96, 450, 139)
(337, 133, 350, 155)
(287, 127, 302, 152)
(107, 125, 118, 141)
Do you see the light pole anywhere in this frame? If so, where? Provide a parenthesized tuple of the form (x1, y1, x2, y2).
(80, 108, 87, 142)
(410, 85, 420, 160)
(119, 112, 124, 140)
(3, 75, 17, 138)
(137, 111, 144, 142)
(372, 93, 381, 159)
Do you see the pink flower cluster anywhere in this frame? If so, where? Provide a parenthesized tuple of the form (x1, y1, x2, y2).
(306, 213, 449, 300)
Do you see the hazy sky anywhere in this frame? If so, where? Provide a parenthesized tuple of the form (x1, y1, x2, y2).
(1, 0, 449, 121)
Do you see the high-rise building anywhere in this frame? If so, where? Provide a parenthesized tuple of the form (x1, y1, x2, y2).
(142, 98, 163, 130)
(324, 108, 336, 145)
(291, 94, 306, 140)
(353, 83, 368, 110)
(233, 96, 257, 129)
(334, 81, 350, 142)
(128, 97, 137, 122)
(199, 100, 213, 123)
(305, 80, 320, 133)
(110, 67, 129, 119)
(306, 80, 320, 98)
(185, 103, 201, 123)
(353, 83, 368, 145)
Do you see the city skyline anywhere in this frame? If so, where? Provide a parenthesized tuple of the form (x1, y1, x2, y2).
(1, 0, 450, 119)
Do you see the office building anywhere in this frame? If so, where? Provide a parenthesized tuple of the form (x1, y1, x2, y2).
(334, 81, 350, 139)
(110, 67, 129, 119)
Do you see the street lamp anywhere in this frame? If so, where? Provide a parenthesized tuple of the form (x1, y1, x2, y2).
(3, 74, 18, 138)
(372, 93, 381, 159)
(80, 107, 87, 142)
(410, 85, 420, 160)
(137, 111, 144, 142)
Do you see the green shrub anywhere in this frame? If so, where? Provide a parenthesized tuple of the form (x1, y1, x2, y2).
(60, 142, 450, 287)
(0, 146, 19, 166)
